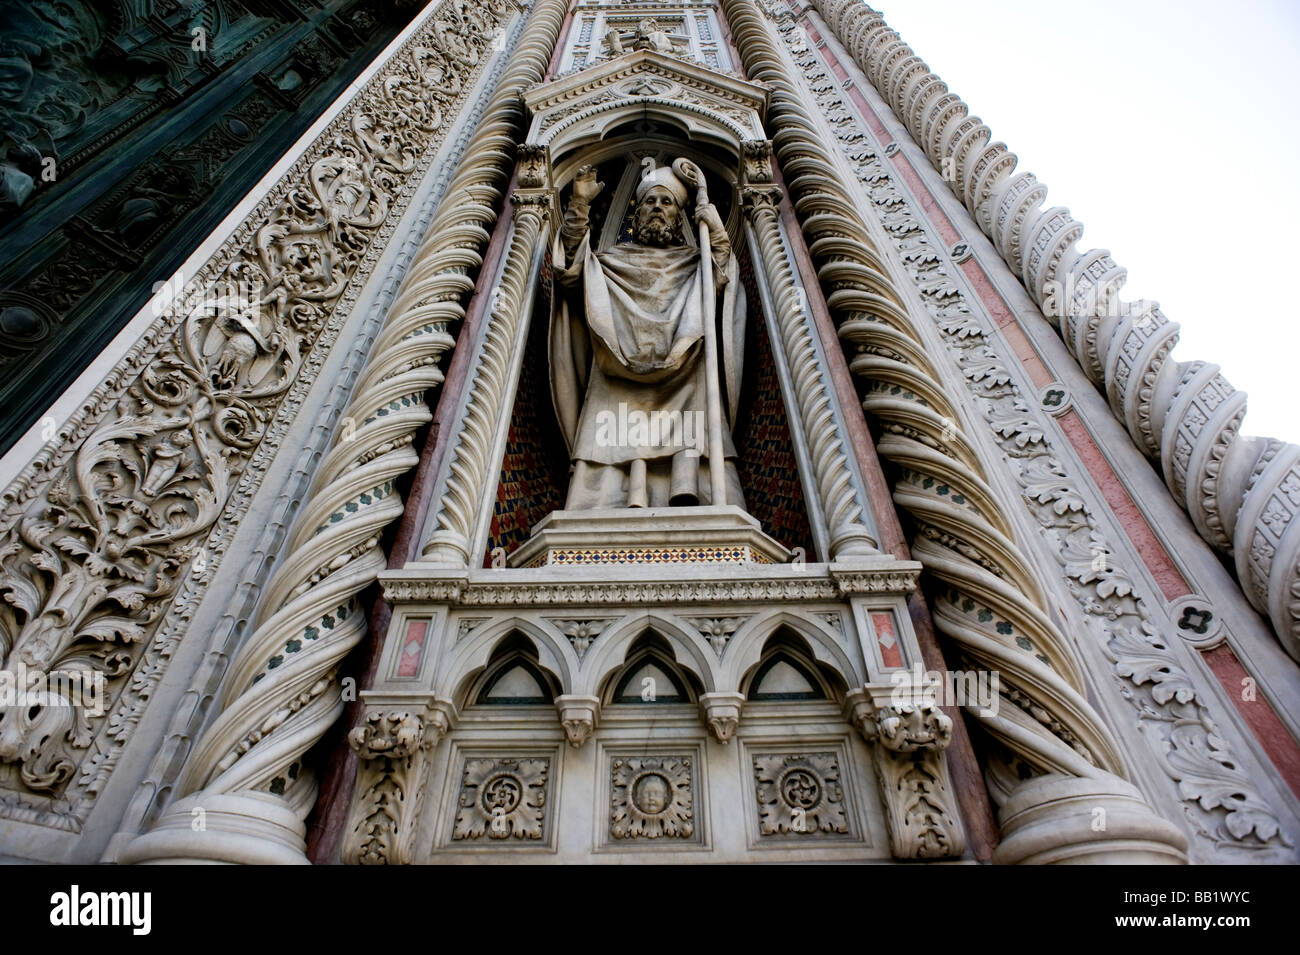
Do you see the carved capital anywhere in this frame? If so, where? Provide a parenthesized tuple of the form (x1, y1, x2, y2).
(348, 709, 432, 760)
(741, 139, 775, 185)
(877, 700, 953, 753)
(516, 142, 551, 189)
(555, 694, 600, 748)
(510, 189, 553, 223)
(699, 691, 745, 743)
(741, 184, 783, 217)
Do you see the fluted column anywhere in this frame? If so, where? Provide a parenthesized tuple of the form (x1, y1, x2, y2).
(723, 0, 1186, 861)
(812, 0, 1300, 662)
(119, 0, 570, 865)
(743, 183, 878, 558)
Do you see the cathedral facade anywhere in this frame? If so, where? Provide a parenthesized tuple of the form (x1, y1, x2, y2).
(1, 0, 1297, 865)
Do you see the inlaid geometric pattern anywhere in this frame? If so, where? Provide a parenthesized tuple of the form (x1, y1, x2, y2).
(524, 544, 775, 568)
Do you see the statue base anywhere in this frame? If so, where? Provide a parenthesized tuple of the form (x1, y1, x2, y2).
(507, 505, 792, 568)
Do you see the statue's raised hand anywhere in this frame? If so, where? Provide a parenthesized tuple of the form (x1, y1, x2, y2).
(571, 165, 604, 203)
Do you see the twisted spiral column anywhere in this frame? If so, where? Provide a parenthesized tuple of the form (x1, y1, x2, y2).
(724, 0, 1186, 860)
(812, 0, 1300, 662)
(743, 185, 877, 557)
(422, 192, 551, 564)
(119, 0, 570, 864)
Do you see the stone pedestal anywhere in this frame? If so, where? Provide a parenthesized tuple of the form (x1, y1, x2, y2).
(507, 505, 792, 568)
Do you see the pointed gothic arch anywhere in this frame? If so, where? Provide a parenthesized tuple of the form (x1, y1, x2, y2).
(439, 617, 574, 705)
(721, 610, 859, 693)
(601, 633, 702, 705)
(576, 611, 715, 698)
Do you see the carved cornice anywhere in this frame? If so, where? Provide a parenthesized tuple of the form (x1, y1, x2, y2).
(381, 560, 922, 606)
(811, 0, 1300, 662)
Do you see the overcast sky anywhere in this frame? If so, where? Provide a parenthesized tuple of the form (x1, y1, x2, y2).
(873, 0, 1300, 444)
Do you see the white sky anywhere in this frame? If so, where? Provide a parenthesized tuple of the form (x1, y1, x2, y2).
(873, 0, 1300, 444)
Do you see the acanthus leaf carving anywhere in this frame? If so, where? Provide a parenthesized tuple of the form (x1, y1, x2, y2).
(0, 0, 516, 828)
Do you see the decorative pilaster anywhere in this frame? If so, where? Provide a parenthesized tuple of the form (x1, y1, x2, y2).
(422, 180, 554, 564)
(722, 0, 1186, 862)
(742, 182, 879, 559)
(118, 0, 572, 865)
(811, 0, 1300, 662)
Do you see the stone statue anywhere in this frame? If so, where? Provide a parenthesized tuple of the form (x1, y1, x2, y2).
(549, 157, 746, 509)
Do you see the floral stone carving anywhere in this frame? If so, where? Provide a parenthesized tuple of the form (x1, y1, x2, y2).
(753, 752, 849, 837)
(610, 756, 694, 840)
(343, 708, 447, 866)
(452, 757, 550, 842)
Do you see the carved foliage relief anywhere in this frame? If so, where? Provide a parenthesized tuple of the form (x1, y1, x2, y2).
(0, 0, 511, 828)
(452, 757, 551, 842)
(753, 752, 849, 838)
(610, 755, 694, 841)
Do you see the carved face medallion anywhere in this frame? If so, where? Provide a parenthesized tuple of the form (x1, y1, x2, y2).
(610, 756, 694, 840)
(633, 772, 670, 814)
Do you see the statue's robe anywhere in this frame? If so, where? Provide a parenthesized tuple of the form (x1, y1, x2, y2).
(549, 226, 746, 509)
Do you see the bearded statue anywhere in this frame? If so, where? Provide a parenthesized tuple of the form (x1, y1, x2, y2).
(549, 157, 746, 510)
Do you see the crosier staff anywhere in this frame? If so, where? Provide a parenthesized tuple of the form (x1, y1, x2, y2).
(672, 158, 727, 507)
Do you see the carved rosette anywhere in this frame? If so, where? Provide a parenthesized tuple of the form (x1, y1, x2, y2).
(811, 0, 1300, 662)
(116, 0, 572, 864)
(753, 752, 849, 837)
(452, 757, 550, 841)
(342, 706, 450, 865)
